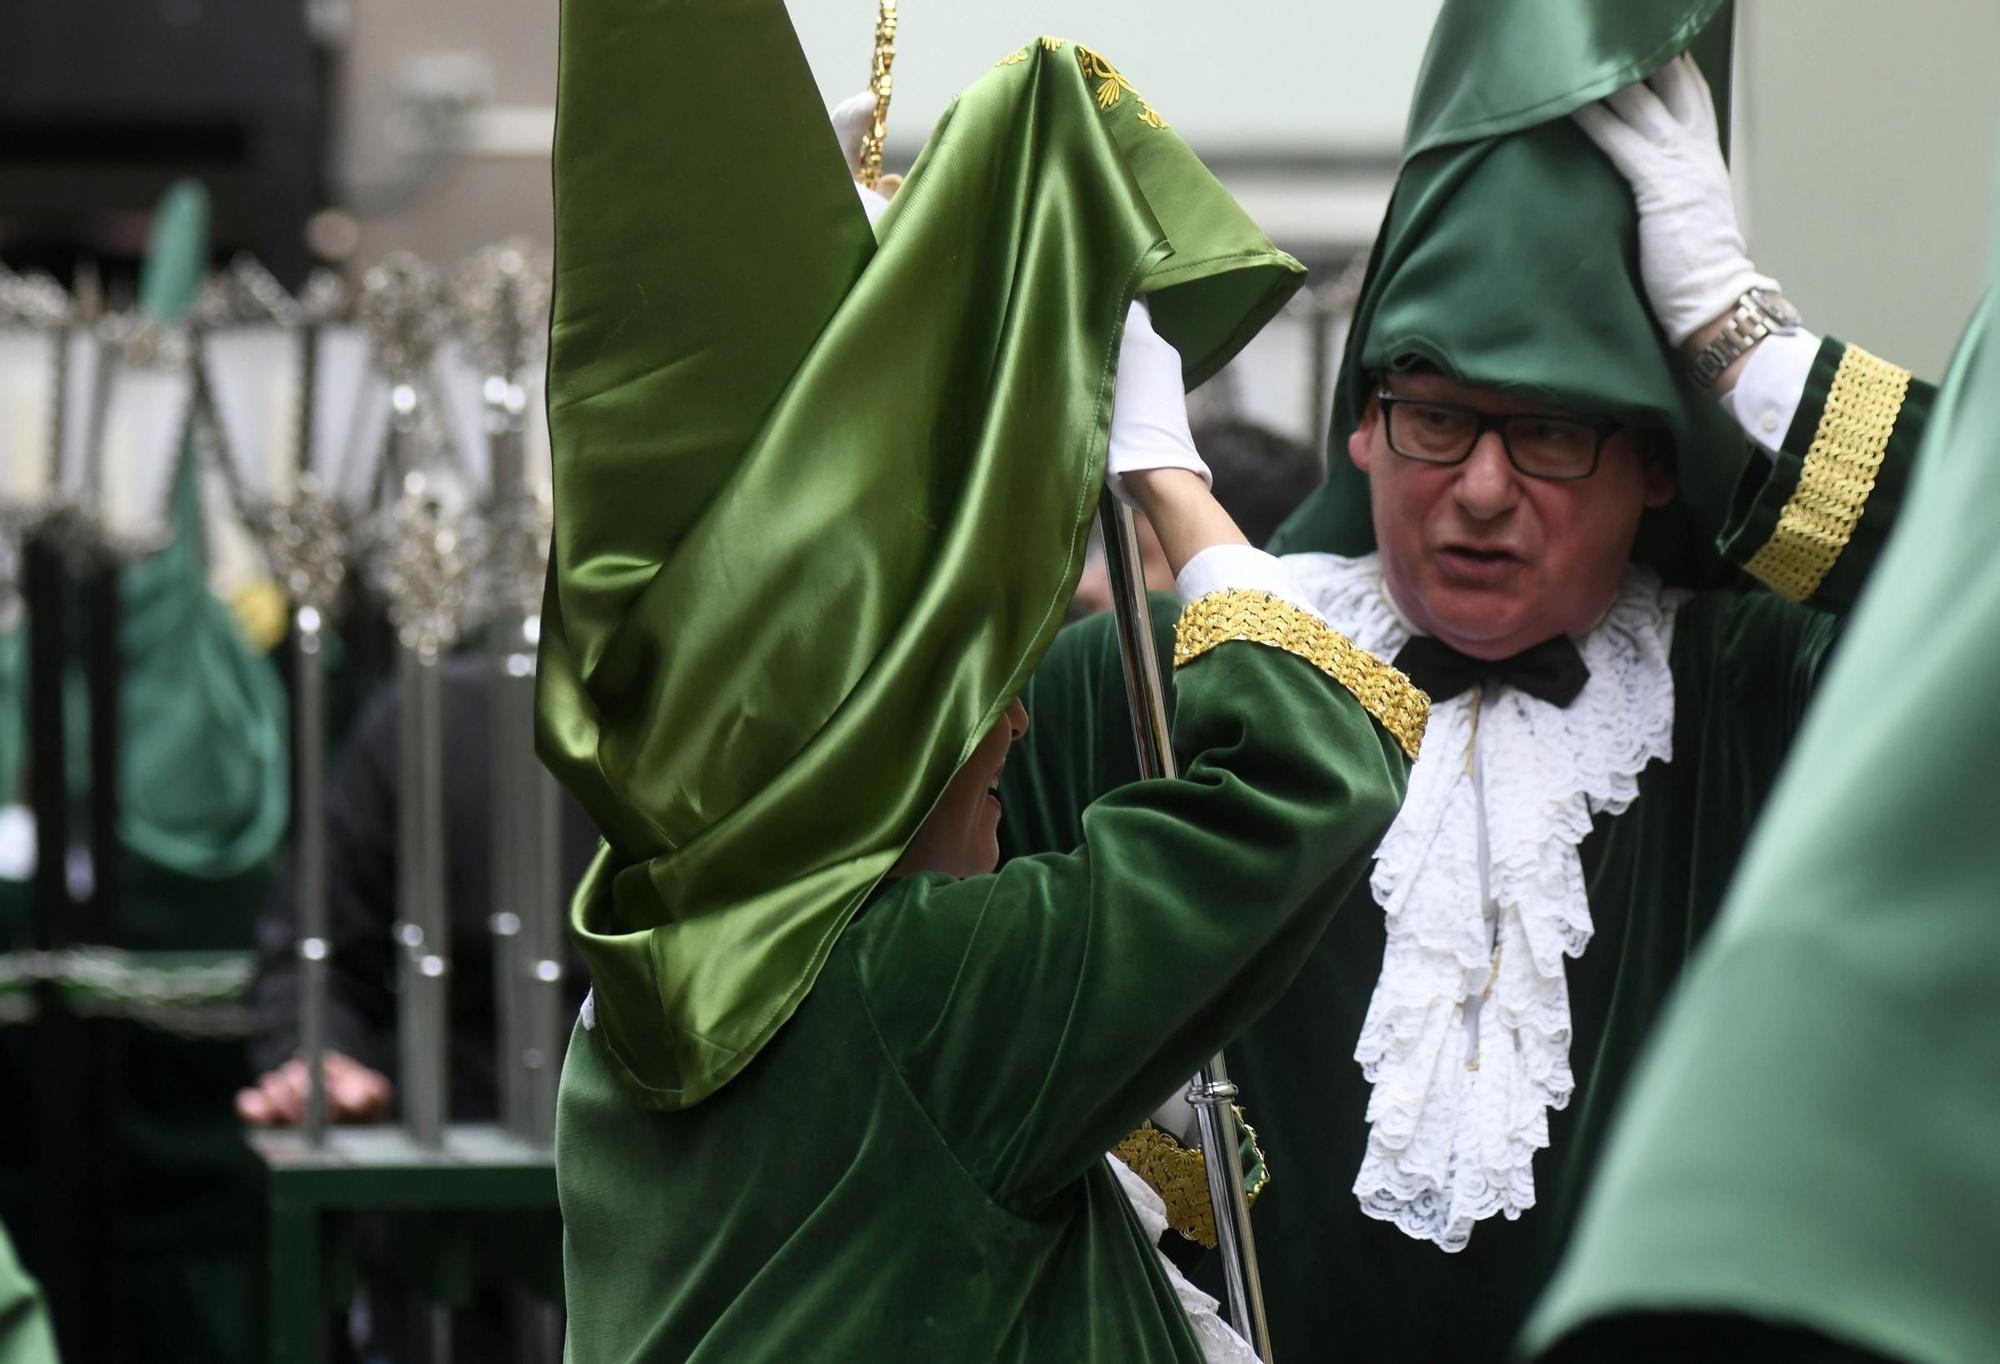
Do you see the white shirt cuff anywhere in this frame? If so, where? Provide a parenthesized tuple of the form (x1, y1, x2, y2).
(1175, 544, 1316, 614)
(1720, 330, 1821, 457)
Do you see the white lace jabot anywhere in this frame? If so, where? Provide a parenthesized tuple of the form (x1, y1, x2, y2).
(1284, 552, 1685, 1253)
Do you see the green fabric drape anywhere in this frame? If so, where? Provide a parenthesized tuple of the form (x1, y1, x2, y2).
(1267, 0, 1746, 586)
(0, 179, 288, 882)
(0, 1219, 57, 1364)
(538, 2, 1302, 1111)
(1402, 0, 1726, 156)
(1522, 304, 2000, 1362)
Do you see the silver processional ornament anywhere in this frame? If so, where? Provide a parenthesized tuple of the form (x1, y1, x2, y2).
(359, 251, 479, 1153)
(83, 309, 198, 562)
(0, 266, 77, 624)
(196, 255, 386, 1145)
(452, 239, 565, 1147)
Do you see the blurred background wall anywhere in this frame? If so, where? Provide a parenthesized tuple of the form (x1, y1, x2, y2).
(1735, 0, 1997, 380)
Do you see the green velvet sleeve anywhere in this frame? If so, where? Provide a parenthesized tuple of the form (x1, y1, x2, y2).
(852, 633, 1410, 1213)
(1718, 337, 1936, 617)
(995, 594, 1180, 863)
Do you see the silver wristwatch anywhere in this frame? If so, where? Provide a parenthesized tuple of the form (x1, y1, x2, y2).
(1687, 286, 1802, 390)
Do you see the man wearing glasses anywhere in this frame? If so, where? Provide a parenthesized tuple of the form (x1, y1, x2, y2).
(998, 34, 1940, 1363)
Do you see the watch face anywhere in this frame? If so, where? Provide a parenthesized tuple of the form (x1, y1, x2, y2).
(1749, 287, 1802, 329)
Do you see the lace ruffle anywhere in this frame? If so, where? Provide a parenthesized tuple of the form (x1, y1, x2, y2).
(1105, 1156, 1259, 1363)
(1285, 553, 1683, 1252)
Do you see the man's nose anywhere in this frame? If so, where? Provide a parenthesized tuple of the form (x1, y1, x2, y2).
(1452, 430, 1522, 521)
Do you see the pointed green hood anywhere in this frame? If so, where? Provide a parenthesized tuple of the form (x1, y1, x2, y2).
(538, 5, 1301, 1110)
(1269, 0, 1743, 585)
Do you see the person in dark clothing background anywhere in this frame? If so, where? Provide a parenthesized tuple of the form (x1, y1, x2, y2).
(241, 653, 596, 1124)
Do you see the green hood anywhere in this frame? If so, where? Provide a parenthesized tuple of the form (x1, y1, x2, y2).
(539, 5, 1301, 1110)
(1269, 0, 1745, 585)
(0, 180, 289, 882)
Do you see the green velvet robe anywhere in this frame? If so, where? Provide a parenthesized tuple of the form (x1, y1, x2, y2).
(558, 633, 1411, 1362)
(998, 337, 1935, 1360)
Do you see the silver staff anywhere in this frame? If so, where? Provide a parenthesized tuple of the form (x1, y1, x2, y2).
(455, 241, 563, 1146)
(1098, 496, 1275, 1360)
(198, 261, 371, 1146)
(360, 255, 468, 1152)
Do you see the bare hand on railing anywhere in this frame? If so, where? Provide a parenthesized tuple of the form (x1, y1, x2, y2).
(235, 1050, 394, 1126)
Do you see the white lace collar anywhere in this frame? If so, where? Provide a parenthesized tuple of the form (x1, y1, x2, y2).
(1283, 551, 1685, 1252)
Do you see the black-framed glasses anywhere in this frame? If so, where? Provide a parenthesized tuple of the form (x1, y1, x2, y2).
(1377, 389, 1622, 481)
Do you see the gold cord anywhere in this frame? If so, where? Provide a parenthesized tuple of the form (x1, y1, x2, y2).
(858, 0, 898, 191)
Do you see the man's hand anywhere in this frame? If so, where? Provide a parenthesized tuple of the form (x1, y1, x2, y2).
(1573, 55, 1775, 350)
(236, 1051, 395, 1127)
(1105, 299, 1213, 506)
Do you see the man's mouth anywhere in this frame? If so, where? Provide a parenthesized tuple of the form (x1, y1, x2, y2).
(1440, 542, 1521, 563)
(1434, 543, 1525, 583)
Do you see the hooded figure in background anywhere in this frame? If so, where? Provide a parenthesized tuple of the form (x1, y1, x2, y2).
(998, 1, 1941, 1357)
(0, 182, 289, 1364)
(539, 2, 1426, 1359)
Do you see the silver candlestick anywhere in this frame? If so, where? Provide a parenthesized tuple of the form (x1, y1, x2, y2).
(359, 254, 472, 1154)
(196, 258, 374, 1146)
(455, 241, 564, 1147)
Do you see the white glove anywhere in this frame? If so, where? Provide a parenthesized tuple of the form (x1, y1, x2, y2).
(1106, 298, 1211, 506)
(829, 90, 892, 228)
(830, 90, 875, 177)
(1572, 55, 1776, 346)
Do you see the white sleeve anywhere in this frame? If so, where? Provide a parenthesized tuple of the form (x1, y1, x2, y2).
(1105, 299, 1209, 503)
(1175, 544, 1317, 614)
(1719, 330, 1821, 458)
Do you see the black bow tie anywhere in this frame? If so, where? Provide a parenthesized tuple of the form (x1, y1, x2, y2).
(1391, 634, 1590, 708)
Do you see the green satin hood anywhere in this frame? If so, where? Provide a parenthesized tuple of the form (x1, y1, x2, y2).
(1404, 0, 1727, 156)
(1268, 0, 1742, 584)
(538, 4, 1301, 1110)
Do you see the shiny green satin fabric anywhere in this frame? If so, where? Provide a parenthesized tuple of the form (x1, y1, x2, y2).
(1404, 0, 1725, 156)
(1268, 2, 1743, 586)
(539, 4, 1302, 1110)
(0, 180, 289, 881)
(1524, 288, 2000, 1363)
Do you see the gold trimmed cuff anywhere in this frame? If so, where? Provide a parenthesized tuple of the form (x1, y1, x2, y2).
(1112, 1115, 1269, 1250)
(1743, 344, 1912, 603)
(1173, 590, 1429, 761)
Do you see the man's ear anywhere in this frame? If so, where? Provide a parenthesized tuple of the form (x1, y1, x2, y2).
(1347, 396, 1381, 474)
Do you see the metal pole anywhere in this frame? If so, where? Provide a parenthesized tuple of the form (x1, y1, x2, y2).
(397, 632, 451, 1151)
(486, 410, 532, 1138)
(293, 606, 331, 1143)
(1098, 496, 1275, 1360)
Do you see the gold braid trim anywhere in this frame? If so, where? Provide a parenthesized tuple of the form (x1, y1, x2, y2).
(1113, 1115, 1269, 1250)
(1174, 590, 1429, 761)
(1743, 344, 1912, 602)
